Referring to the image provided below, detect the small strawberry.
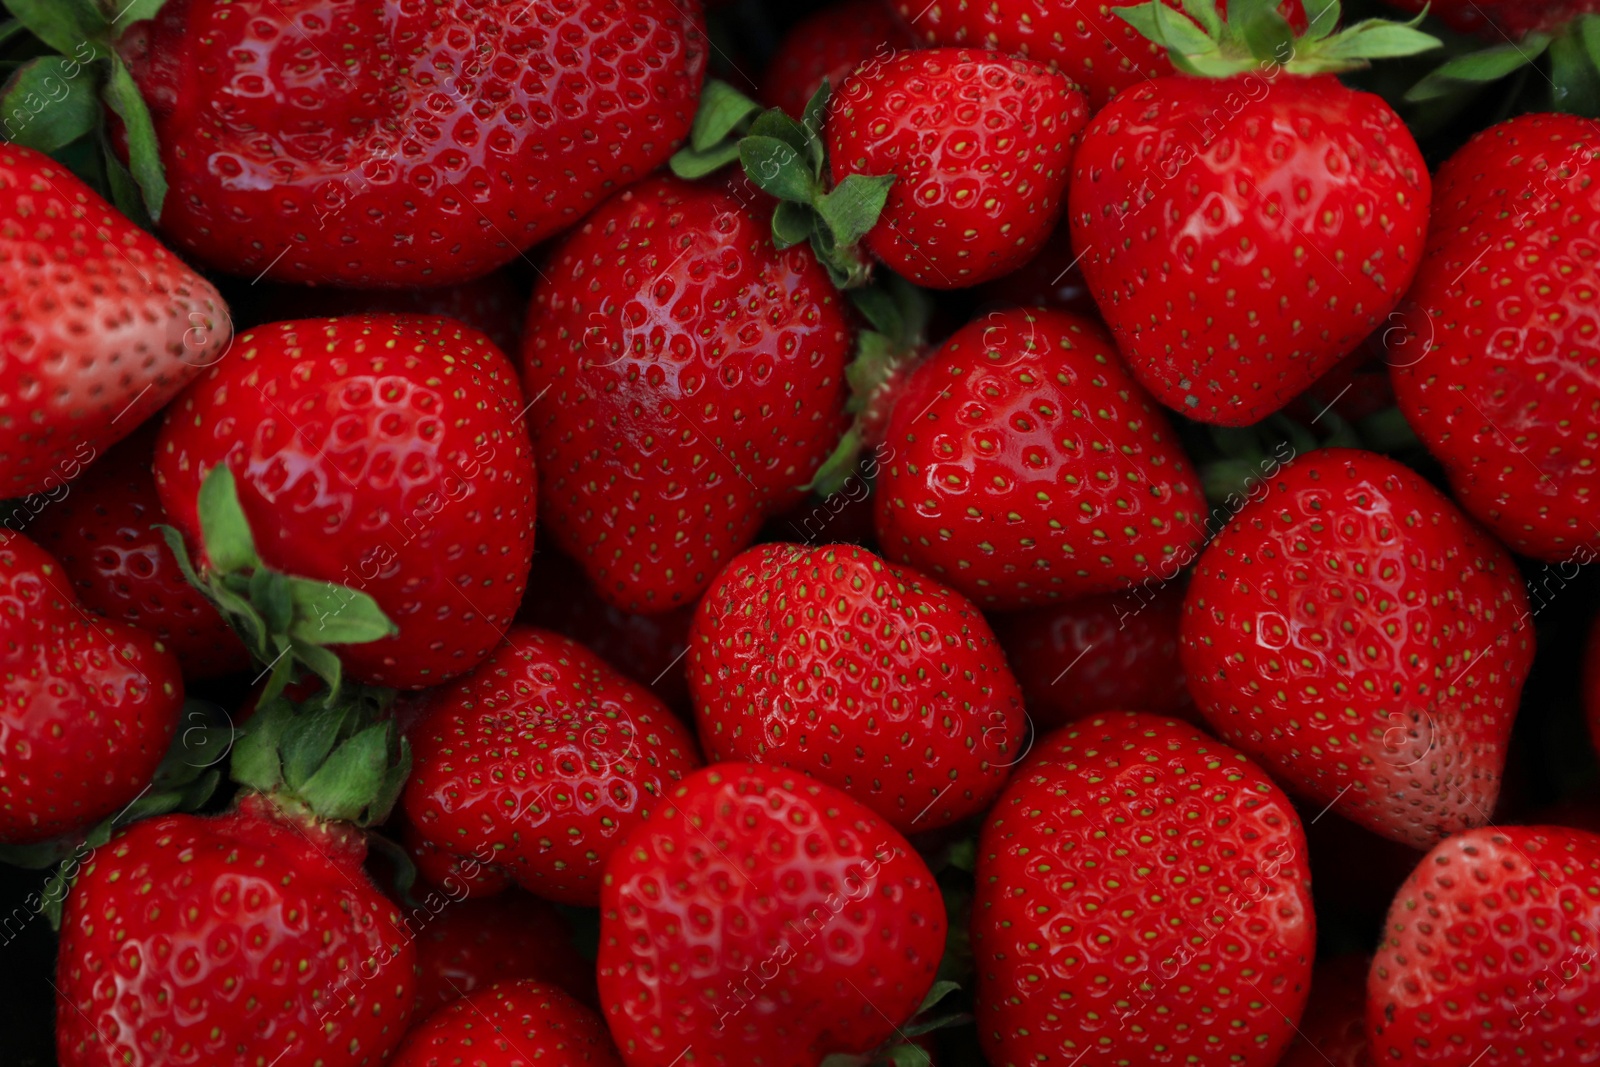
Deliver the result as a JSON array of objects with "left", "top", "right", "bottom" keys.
[
  {"left": 990, "top": 580, "right": 1197, "bottom": 730},
  {"left": 0, "top": 531, "right": 183, "bottom": 846},
  {"left": 827, "top": 48, "right": 1088, "bottom": 289},
  {"left": 689, "top": 541, "right": 1026, "bottom": 832},
  {"left": 27, "top": 425, "right": 250, "bottom": 681},
  {"left": 0, "top": 144, "right": 228, "bottom": 499},
  {"left": 155, "top": 314, "right": 537, "bottom": 692},
  {"left": 1280, "top": 956, "right": 1372, "bottom": 1067},
  {"left": 1180, "top": 448, "right": 1535, "bottom": 849},
  {"left": 972, "top": 712, "right": 1315, "bottom": 1067},
  {"left": 1368, "top": 826, "right": 1600, "bottom": 1067},
  {"left": 1070, "top": 1, "right": 1436, "bottom": 426},
  {"left": 395, "top": 980, "right": 622, "bottom": 1067},
  {"left": 56, "top": 689, "right": 419, "bottom": 1067},
  {"left": 873, "top": 306, "right": 1206, "bottom": 609},
  {"left": 1387, "top": 113, "right": 1600, "bottom": 562},
  {"left": 597, "top": 763, "right": 946, "bottom": 1067},
  {"left": 522, "top": 176, "right": 850, "bottom": 614},
  {"left": 402, "top": 625, "right": 701, "bottom": 905},
  {"left": 759, "top": 0, "right": 912, "bottom": 118},
  {"left": 93, "top": 0, "right": 707, "bottom": 287},
  {"left": 410, "top": 893, "right": 594, "bottom": 1017}
]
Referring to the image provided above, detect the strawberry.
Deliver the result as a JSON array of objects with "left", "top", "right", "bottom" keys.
[
  {"left": 1280, "top": 955, "right": 1372, "bottom": 1067},
  {"left": 759, "top": 0, "right": 913, "bottom": 119},
  {"left": 1382, "top": 0, "right": 1599, "bottom": 38},
  {"left": 971, "top": 712, "right": 1315, "bottom": 1067},
  {"left": 396, "top": 813, "right": 512, "bottom": 897},
  {"left": 0, "top": 144, "right": 228, "bottom": 499},
  {"left": 103, "top": 0, "right": 706, "bottom": 287},
  {"left": 688, "top": 541, "right": 1026, "bottom": 832},
  {"left": 1070, "top": 2, "right": 1436, "bottom": 427},
  {"left": 0, "top": 530, "right": 184, "bottom": 845},
  {"left": 402, "top": 625, "right": 701, "bottom": 905},
  {"left": 827, "top": 48, "right": 1089, "bottom": 289},
  {"left": 1387, "top": 113, "right": 1600, "bottom": 562},
  {"left": 27, "top": 425, "right": 251, "bottom": 681},
  {"left": 155, "top": 314, "right": 537, "bottom": 692},
  {"left": 519, "top": 547, "right": 695, "bottom": 715},
  {"left": 873, "top": 306, "right": 1206, "bottom": 609},
  {"left": 597, "top": 763, "right": 946, "bottom": 1067},
  {"left": 990, "top": 580, "right": 1197, "bottom": 731},
  {"left": 1368, "top": 826, "right": 1600, "bottom": 1067},
  {"left": 410, "top": 893, "right": 594, "bottom": 1017},
  {"left": 395, "top": 980, "right": 622, "bottom": 1067},
  {"left": 521, "top": 176, "right": 850, "bottom": 614},
  {"left": 971, "top": 223, "right": 1100, "bottom": 319},
  {"left": 1180, "top": 448, "right": 1535, "bottom": 849}
]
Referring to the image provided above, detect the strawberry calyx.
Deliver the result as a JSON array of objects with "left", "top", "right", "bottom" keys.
[
  {"left": 1118, "top": 0, "right": 1440, "bottom": 78},
  {"left": 160, "top": 465, "right": 399, "bottom": 706},
  {"left": 1406, "top": 13, "right": 1600, "bottom": 116},
  {"left": 671, "top": 78, "right": 893, "bottom": 290},
  {"left": 230, "top": 684, "right": 410, "bottom": 831},
  {"left": 1199, "top": 410, "right": 1358, "bottom": 506},
  {"left": 0, "top": 0, "right": 170, "bottom": 224}
]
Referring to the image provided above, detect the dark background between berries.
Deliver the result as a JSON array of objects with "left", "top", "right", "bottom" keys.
[{"left": 1, "top": 0, "right": 1596, "bottom": 1063}]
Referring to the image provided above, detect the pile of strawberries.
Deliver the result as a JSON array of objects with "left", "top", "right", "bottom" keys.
[{"left": 0, "top": 0, "right": 1597, "bottom": 1065}]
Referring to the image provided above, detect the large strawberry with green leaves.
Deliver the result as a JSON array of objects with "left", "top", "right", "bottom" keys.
[
  {"left": 1368, "top": 826, "right": 1600, "bottom": 1067},
  {"left": 689, "top": 541, "right": 1026, "bottom": 832},
  {"left": 1181, "top": 448, "right": 1534, "bottom": 849},
  {"left": 0, "top": 144, "right": 228, "bottom": 499},
  {"left": 1070, "top": 0, "right": 1437, "bottom": 426},
  {"left": 873, "top": 306, "right": 1206, "bottom": 609},
  {"left": 155, "top": 314, "right": 536, "bottom": 693},
  {"left": 972, "top": 713, "right": 1315, "bottom": 1067},
  {"left": 522, "top": 176, "right": 850, "bottom": 615},
  {"left": 1387, "top": 113, "right": 1600, "bottom": 562}
]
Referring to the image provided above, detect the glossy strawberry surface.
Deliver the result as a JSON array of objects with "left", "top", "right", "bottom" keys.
[
  {"left": 829, "top": 48, "right": 1088, "bottom": 288},
  {"left": 396, "top": 979, "right": 622, "bottom": 1067},
  {"left": 0, "top": 531, "right": 183, "bottom": 845},
  {"left": 874, "top": 307, "right": 1205, "bottom": 609},
  {"left": 155, "top": 315, "right": 537, "bottom": 689},
  {"left": 409, "top": 893, "right": 594, "bottom": 1018},
  {"left": 1072, "top": 74, "right": 1430, "bottom": 426},
  {"left": 522, "top": 176, "right": 850, "bottom": 614},
  {"left": 1388, "top": 113, "right": 1600, "bottom": 562},
  {"left": 28, "top": 426, "right": 250, "bottom": 680},
  {"left": 403, "top": 625, "right": 701, "bottom": 905},
  {"left": 972, "top": 713, "right": 1315, "bottom": 1067},
  {"left": 1368, "top": 826, "right": 1600, "bottom": 1067},
  {"left": 689, "top": 542, "right": 1025, "bottom": 831},
  {"left": 1181, "top": 449, "right": 1534, "bottom": 848},
  {"left": 0, "top": 145, "right": 228, "bottom": 498},
  {"left": 598, "top": 763, "right": 945, "bottom": 1067},
  {"left": 121, "top": 0, "right": 706, "bottom": 286},
  {"left": 56, "top": 794, "right": 417, "bottom": 1067}
]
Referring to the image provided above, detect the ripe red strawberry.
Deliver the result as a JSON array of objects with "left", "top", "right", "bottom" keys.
[
  {"left": 402, "top": 625, "right": 701, "bottom": 905},
  {"left": 971, "top": 223, "right": 1100, "bottom": 319},
  {"left": 410, "top": 893, "right": 593, "bottom": 1017},
  {"left": 990, "top": 580, "right": 1197, "bottom": 731},
  {"left": 873, "top": 307, "right": 1206, "bottom": 609},
  {"left": 1382, "top": 0, "right": 1598, "bottom": 37},
  {"left": 519, "top": 547, "right": 695, "bottom": 715},
  {"left": 827, "top": 48, "right": 1088, "bottom": 289},
  {"left": 1368, "top": 826, "right": 1600, "bottom": 1067},
  {"left": 0, "top": 530, "right": 183, "bottom": 845},
  {"left": 115, "top": 0, "right": 706, "bottom": 287},
  {"left": 155, "top": 314, "right": 537, "bottom": 691},
  {"left": 598, "top": 763, "right": 946, "bottom": 1067},
  {"left": 759, "top": 0, "right": 913, "bottom": 118},
  {"left": 1181, "top": 448, "right": 1534, "bottom": 849},
  {"left": 395, "top": 980, "right": 621, "bottom": 1067},
  {"left": 56, "top": 792, "right": 417, "bottom": 1066},
  {"left": 689, "top": 541, "right": 1026, "bottom": 831},
  {"left": 1387, "top": 113, "right": 1600, "bottom": 562},
  {"left": 0, "top": 144, "right": 228, "bottom": 499},
  {"left": 397, "top": 813, "right": 512, "bottom": 897},
  {"left": 1279, "top": 956, "right": 1372, "bottom": 1067},
  {"left": 27, "top": 426, "right": 250, "bottom": 681},
  {"left": 972, "top": 712, "right": 1315, "bottom": 1067},
  {"left": 1070, "top": 7, "right": 1435, "bottom": 426},
  {"left": 522, "top": 176, "right": 850, "bottom": 614}
]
